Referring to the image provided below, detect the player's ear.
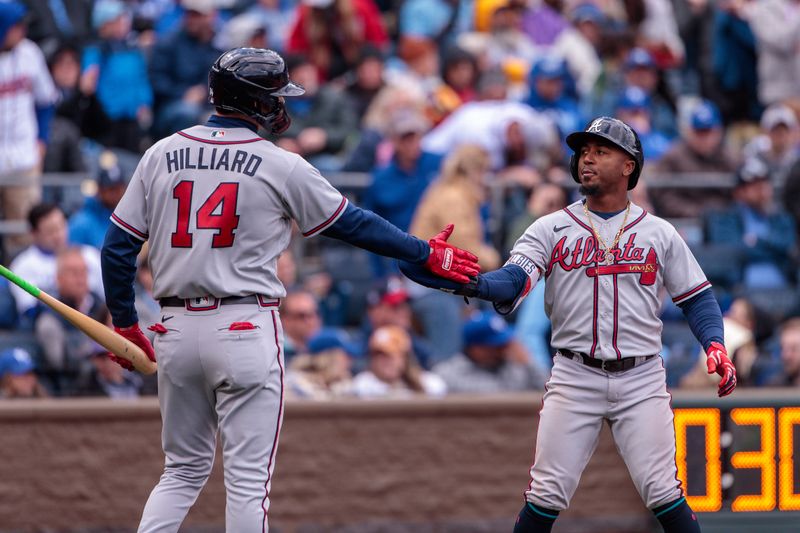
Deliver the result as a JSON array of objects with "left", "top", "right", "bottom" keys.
[{"left": 622, "top": 158, "right": 635, "bottom": 177}]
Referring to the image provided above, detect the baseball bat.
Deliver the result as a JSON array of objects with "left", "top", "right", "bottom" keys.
[{"left": 0, "top": 265, "right": 157, "bottom": 375}]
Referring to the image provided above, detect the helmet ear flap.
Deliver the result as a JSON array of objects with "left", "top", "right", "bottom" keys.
[{"left": 569, "top": 153, "right": 580, "bottom": 185}]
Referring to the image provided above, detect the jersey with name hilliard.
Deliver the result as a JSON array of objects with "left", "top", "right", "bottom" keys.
[
  {"left": 111, "top": 125, "right": 347, "bottom": 300},
  {"left": 506, "top": 200, "right": 709, "bottom": 360}
]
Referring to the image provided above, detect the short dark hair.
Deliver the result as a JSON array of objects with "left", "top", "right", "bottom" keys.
[{"left": 27, "top": 203, "right": 61, "bottom": 231}]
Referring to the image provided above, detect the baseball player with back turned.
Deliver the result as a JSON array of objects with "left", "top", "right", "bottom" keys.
[
  {"left": 99, "top": 48, "right": 479, "bottom": 533},
  {"left": 401, "top": 117, "right": 737, "bottom": 533}
]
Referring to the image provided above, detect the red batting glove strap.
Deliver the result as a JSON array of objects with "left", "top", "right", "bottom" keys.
[
  {"left": 706, "top": 341, "right": 737, "bottom": 397},
  {"left": 424, "top": 224, "right": 480, "bottom": 283},
  {"left": 115, "top": 323, "right": 157, "bottom": 364}
]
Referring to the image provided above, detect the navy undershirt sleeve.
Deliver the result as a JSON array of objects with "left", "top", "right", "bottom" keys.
[
  {"left": 475, "top": 264, "right": 528, "bottom": 302},
  {"left": 677, "top": 289, "right": 724, "bottom": 351},
  {"left": 101, "top": 224, "right": 144, "bottom": 328},
  {"left": 322, "top": 203, "right": 430, "bottom": 264},
  {"left": 397, "top": 261, "right": 528, "bottom": 306}
]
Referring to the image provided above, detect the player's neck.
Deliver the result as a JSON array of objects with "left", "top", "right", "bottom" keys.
[{"left": 584, "top": 194, "right": 629, "bottom": 213}]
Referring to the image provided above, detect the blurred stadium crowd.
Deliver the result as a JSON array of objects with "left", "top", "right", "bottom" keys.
[{"left": 0, "top": 0, "right": 799, "bottom": 400}]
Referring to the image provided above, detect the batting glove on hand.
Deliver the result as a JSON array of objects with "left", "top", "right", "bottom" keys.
[
  {"left": 110, "top": 323, "right": 156, "bottom": 371},
  {"left": 424, "top": 224, "right": 480, "bottom": 283},
  {"left": 706, "top": 341, "right": 737, "bottom": 397}
]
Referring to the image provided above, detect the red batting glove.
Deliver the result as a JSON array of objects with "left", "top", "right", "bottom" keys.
[
  {"left": 706, "top": 341, "right": 737, "bottom": 397},
  {"left": 109, "top": 323, "right": 156, "bottom": 371},
  {"left": 424, "top": 224, "right": 480, "bottom": 283}
]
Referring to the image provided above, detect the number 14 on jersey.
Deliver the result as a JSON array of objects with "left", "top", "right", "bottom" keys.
[{"left": 171, "top": 180, "right": 240, "bottom": 249}]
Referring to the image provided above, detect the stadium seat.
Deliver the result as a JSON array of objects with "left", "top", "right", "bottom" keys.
[{"left": 690, "top": 243, "right": 745, "bottom": 290}]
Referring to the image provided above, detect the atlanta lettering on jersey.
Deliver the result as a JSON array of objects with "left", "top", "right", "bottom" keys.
[
  {"left": 547, "top": 233, "right": 653, "bottom": 275},
  {"left": 165, "top": 147, "right": 263, "bottom": 176}
]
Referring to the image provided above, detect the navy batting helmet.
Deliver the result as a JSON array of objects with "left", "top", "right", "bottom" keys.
[
  {"left": 566, "top": 117, "right": 644, "bottom": 190},
  {"left": 208, "top": 48, "right": 305, "bottom": 135}
]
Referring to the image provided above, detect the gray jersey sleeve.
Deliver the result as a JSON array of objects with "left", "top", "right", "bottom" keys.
[
  {"left": 282, "top": 158, "right": 347, "bottom": 237},
  {"left": 497, "top": 219, "right": 548, "bottom": 314},
  {"left": 111, "top": 156, "right": 149, "bottom": 241},
  {"left": 508, "top": 219, "right": 550, "bottom": 279},
  {"left": 663, "top": 226, "right": 711, "bottom": 305}
]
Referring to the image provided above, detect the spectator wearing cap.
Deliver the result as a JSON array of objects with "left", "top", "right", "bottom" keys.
[
  {"left": 0, "top": 1, "right": 59, "bottom": 258},
  {"left": 620, "top": 47, "right": 677, "bottom": 139},
  {"left": 704, "top": 157, "right": 796, "bottom": 290},
  {"left": 0, "top": 348, "right": 48, "bottom": 399},
  {"left": 68, "top": 157, "right": 128, "bottom": 249},
  {"left": 75, "top": 341, "right": 142, "bottom": 398},
  {"left": 748, "top": 0, "right": 800, "bottom": 107},
  {"left": 81, "top": 0, "right": 152, "bottom": 153},
  {"left": 352, "top": 325, "right": 446, "bottom": 399},
  {"left": 10, "top": 204, "right": 103, "bottom": 321},
  {"left": 286, "top": 0, "right": 388, "bottom": 81},
  {"left": 360, "top": 277, "right": 435, "bottom": 368},
  {"left": 653, "top": 99, "right": 737, "bottom": 217},
  {"left": 285, "top": 328, "right": 356, "bottom": 398},
  {"left": 149, "top": 0, "right": 221, "bottom": 138},
  {"left": 743, "top": 104, "right": 800, "bottom": 187},
  {"left": 614, "top": 86, "right": 671, "bottom": 162},
  {"left": 280, "top": 289, "right": 322, "bottom": 361},
  {"left": 276, "top": 53, "right": 359, "bottom": 171},
  {"left": 433, "top": 312, "right": 544, "bottom": 393},
  {"left": 533, "top": 3, "right": 602, "bottom": 98},
  {"left": 710, "top": 0, "right": 758, "bottom": 123},
  {"left": 525, "top": 56, "right": 583, "bottom": 145},
  {"left": 363, "top": 112, "right": 441, "bottom": 237}
]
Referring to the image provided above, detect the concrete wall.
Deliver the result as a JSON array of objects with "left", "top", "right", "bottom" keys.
[{"left": 0, "top": 395, "right": 652, "bottom": 533}]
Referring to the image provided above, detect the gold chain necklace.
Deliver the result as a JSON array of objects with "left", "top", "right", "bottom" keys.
[{"left": 582, "top": 201, "right": 631, "bottom": 265}]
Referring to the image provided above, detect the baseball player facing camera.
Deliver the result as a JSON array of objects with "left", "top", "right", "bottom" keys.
[
  {"left": 402, "top": 117, "right": 737, "bottom": 533},
  {"left": 100, "top": 48, "right": 479, "bottom": 533}
]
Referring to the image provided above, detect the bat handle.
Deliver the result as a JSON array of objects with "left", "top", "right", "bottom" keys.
[{"left": 0, "top": 265, "right": 41, "bottom": 297}]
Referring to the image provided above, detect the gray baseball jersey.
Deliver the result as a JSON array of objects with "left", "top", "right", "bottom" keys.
[
  {"left": 111, "top": 124, "right": 347, "bottom": 299},
  {"left": 506, "top": 200, "right": 710, "bottom": 513},
  {"left": 507, "top": 200, "right": 710, "bottom": 359},
  {"left": 113, "top": 122, "right": 347, "bottom": 533}
]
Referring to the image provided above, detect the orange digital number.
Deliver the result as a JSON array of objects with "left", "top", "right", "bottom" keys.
[
  {"left": 779, "top": 407, "right": 800, "bottom": 510},
  {"left": 674, "top": 408, "right": 722, "bottom": 512},
  {"left": 730, "top": 408, "right": 776, "bottom": 512}
]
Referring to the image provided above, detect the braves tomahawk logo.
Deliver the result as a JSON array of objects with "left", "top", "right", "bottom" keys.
[{"left": 547, "top": 234, "right": 658, "bottom": 285}]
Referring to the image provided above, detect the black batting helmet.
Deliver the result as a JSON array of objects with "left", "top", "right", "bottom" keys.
[
  {"left": 208, "top": 48, "right": 305, "bottom": 135},
  {"left": 566, "top": 117, "right": 644, "bottom": 190}
]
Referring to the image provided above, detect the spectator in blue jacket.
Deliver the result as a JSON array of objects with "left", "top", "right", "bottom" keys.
[
  {"left": 704, "top": 157, "right": 797, "bottom": 289},
  {"left": 82, "top": 0, "right": 152, "bottom": 152},
  {"left": 525, "top": 56, "right": 583, "bottom": 144},
  {"left": 615, "top": 85, "right": 672, "bottom": 162},
  {"left": 68, "top": 158, "right": 127, "bottom": 249},
  {"left": 149, "top": 0, "right": 221, "bottom": 138},
  {"left": 594, "top": 48, "right": 678, "bottom": 139},
  {"left": 363, "top": 111, "right": 442, "bottom": 276},
  {"left": 711, "top": 0, "right": 759, "bottom": 123}
]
